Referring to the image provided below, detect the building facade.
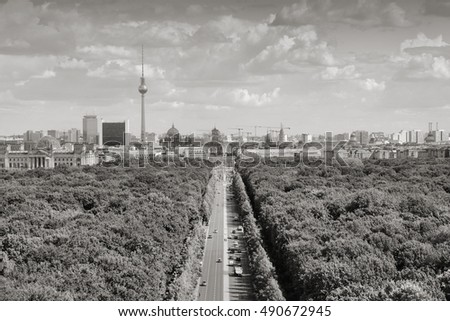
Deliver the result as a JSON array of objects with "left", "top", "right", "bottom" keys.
[{"left": 83, "top": 115, "right": 98, "bottom": 144}]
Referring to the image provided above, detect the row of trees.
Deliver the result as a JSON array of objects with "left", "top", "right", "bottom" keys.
[
  {"left": 239, "top": 159, "right": 450, "bottom": 300},
  {"left": 232, "top": 172, "right": 285, "bottom": 300},
  {"left": 1, "top": 166, "right": 212, "bottom": 300}
]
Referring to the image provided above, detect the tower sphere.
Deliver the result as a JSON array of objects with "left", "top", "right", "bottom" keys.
[{"left": 139, "top": 83, "right": 148, "bottom": 94}]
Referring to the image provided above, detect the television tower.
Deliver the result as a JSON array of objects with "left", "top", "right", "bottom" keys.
[{"left": 138, "top": 45, "right": 148, "bottom": 143}]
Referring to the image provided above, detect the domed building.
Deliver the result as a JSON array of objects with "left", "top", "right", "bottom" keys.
[
  {"left": 160, "top": 123, "right": 198, "bottom": 151},
  {"left": 37, "top": 136, "right": 61, "bottom": 151},
  {"left": 166, "top": 123, "right": 180, "bottom": 138},
  {"left": 347, "top": 132, "right": 358, "bottom": 146}
]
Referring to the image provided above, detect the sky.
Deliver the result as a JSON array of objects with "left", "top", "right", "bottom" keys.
[{"left": 1, "top": 0, "right": 450, "bottom": 136}]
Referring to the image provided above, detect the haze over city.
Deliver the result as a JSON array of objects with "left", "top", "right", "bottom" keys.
[{"left": 1, "top": 0, "right": 450, "bottom": 136}]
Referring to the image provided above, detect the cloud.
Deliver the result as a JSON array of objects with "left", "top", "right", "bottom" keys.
[
  {"left": 0, "top": 0, "right": 85, "bottom": 54},
  {"left": 271, "top": 0, "right": 413, "bottom": 28},
  {"left": 87, "top": 60, "right": 165, "bottom": 79},
  {"left": 15, "top": 69, "right": 56, "bottom": 86},
  {"left": 232, "top": 87, "right": 280, "bottom": 106},
  {"left": 424, "top": 0, "right": 450, "bottom": 17},
  {"left": 204, "top": 104, "right": 231, "bottom": 111},
  {"left": 77, "top": 45, "right": 133, "bottom": 58},
  {"left": 321, "top": 65, "right": 360, "bottom": 80},
  {"left": 429, "top": 56, "right": 450, "bottom": 78},
  {"left": 401, "top": 33, "right": 449, "bottom": 52},
  {"left": 58, "top": 57, "right": 88, "bottom": 69},
  {"left": 101, "top": 20, "right": 198, "bottom": 47},
  {"left": 187, "top": 4, "right": 204, "bottom": 15},
  {"left": 243, "top": 25, "right": 335, "bottom": 73},
  {"left": 360, "top": 78, "right": 386, "bottom": 91}
]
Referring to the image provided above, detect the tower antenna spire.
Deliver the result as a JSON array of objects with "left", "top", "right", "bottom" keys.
[{"left": 141, "top": 44, "right": 144, "bottom": 77}]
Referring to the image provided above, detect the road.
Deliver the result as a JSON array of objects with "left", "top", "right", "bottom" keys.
[
  {"left": 198, "top": 167, "right": 228, "bottom": 301},
  {"left": 198, "top": 166, "right": 254, "bottom": 301},
  {"left": 225, "top": 180, "right": 255, "bottom": 301}
]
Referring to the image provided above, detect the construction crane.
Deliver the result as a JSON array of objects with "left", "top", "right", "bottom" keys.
[
  {"left": 228, "top": 128, "right": 244, "bottom": 138},
  {"left": 237, "top": 125, "right": 291, "bottom": 137}
]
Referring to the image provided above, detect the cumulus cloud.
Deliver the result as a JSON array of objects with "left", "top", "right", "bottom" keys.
[
  {"left": 232, "top": 87, "right": 280, "bottom": 106},
  {"left": 87, "top": 60, "right": 165, "bottom": 79},
  {"left": 0, "top": 0, "right": 85, "bottom": 54},
  {"left": 401, "top": 33, "right": 449, "bottom": 52},
  {"left": 101, "top": 20, "right": 199, "bottom": 47},
  {"left": 15, "top": 69, "right": 56, "bottom": 86},
  {"left": 77, "top": 45, "right": 133, "bottom": 58},
  {"left": 321, "top": 65, "right": 359, "bottom": 80},
  {"left": 360, "top": 78, "right": 386, "bottom": 91},
  {"left": 394, "top": 33, "right": 450, "bottom": 79},
  {"left": 243, "top": 25, "right": 335, "bottom": 73},
  {"left": 58, "top": 57, "right": 88, "bottom": 69},
  {"left": 271, "top": 0, "right": 412, "bottom": 27}
]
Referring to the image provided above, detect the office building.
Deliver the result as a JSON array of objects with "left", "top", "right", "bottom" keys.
[
  {"left": 407, "top": 130, "right": 424, "bottom": 144},
  {"left": 352, "top": 130, "right": 369, "bottom": 146},
  {"left": 83, "top": 115, "right": 98, "bottom": 144},
  {"left": 102, "top": 121, "right": 130, "bottom": 146},
  {"left": 67, "top": 128, "right": 80, "bottom": 143},
  {"left": 24, "top": 130, "right": 43, "bottom": 143}
]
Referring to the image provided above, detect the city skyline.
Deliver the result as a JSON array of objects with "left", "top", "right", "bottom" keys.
[{"left": 1, "top": 0, "right": 450, "bottom": 136}]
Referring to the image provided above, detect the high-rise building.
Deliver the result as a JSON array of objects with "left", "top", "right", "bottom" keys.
[
  {"left": 352, "top": 130, "right": 369, "bottom": 146},
  {"left": 102, "top": 121, "right": 130, "bottom": 146},
  {"left": 301, "top": 134, "right": 313, "bottom": 144},
  {"left": 334, "top": 133, "right": 350, "bottom": 142},
  {"left": 24, "top": 130, "right": 43, "bottom": 143},
  {"left": 407, "top": 130, "right": 424, "bottom": 144},
  {"left": 138, "top": 45, "right": 148, "bottom": 143},
  {"left": 47, "top": 130, "right": 61, "bottom": 139},
  {"left": 67, "top": 128, "right": 80, "bottom": 143},
  {"left": 278, "top": 123, "right": 287, "bottom": 143},
  {"left": 391, "top": 130, "right": 408, "bottom": 144},
  {"left": 83, "top": 115, "right": 98, "bottom": 144},
  {"left": 429, "top": 130, "right": 448, "bottom": 143}
]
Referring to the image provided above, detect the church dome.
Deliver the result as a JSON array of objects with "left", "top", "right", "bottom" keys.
[
  {"left": 167, "top": 124, "right": 179, "bottom": 137},
  {"left": 37, "top": 136, "right": 61, "bottom": 150}
]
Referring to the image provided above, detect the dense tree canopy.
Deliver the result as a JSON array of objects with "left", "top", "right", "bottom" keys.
[
  {"left": 239, "top": 159, "right": 450, "bottom": 301},
  {"left": 0, "top": 166, "right": 211, "bottom": 300}
]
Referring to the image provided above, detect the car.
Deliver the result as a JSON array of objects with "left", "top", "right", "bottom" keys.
[
  {"left": 201, "top": 280, "right": 207, "bottom": 286},
  {"left": 229, "top": 260, "right": 234, "bottom": 266},
  {"left": 233, "top": 235, "right": 238, "bottom": 239},
  {"left": 228, "top": 235, "right": 232, "bottom": 239},
  {"left": 231, "top": 229, "right": 236, "bottom": 234},
  {"left": 233, "top": 241, "right": 239, "bottom": 247},
  {"left": 217, "top": 258, "right": 222, "bottom": 263},
  {"left": 234, "top": 266, "right": 243, "bottom": 277},
  {"left": 208, "top": 234, "right": 212, "bottom": 239},
  {"left": 213, "top": 229, "right": 218, "bottom": 233},
  {"left": 235, "top": 257, "right": 241, "bottom": 262}
]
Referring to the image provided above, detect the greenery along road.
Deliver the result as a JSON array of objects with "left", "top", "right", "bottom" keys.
[
  {"left": 0, "top": 166, "right": 211, "bottom": 301},
  {"left": 239, "top": 159, "right": 450, "bottom": 301}
]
